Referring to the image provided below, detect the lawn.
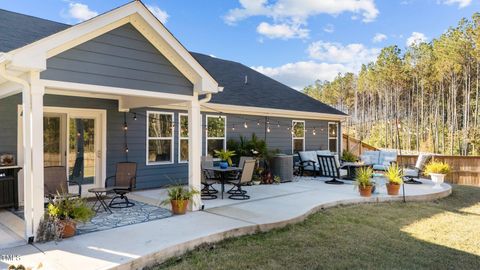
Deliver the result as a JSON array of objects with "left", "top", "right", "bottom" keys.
[{"left": 152, "top": 185, "right": 480, "bottom": 270}]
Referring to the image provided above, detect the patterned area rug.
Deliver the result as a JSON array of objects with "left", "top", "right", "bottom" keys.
[{"left": 9, "top": 200, "right": 172, "bottom": 236}]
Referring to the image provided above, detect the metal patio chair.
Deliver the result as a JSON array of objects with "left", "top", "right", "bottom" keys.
[
  {"left": 228, "top": 159, "right": 255, "bottom": 200},
  {"left": 402, "top": 154, "right": 432, "bottom": 184},
  {"left": 105, "top": 162, "right": 137, "bottom": 208},
  {"left": 201, "top": 156, "right": 219, "bottom": 200},
  {"left": 317, "top": 155, "right": 348, "bottom": 185},
  {"left": 44, "top": 166, "right": 82, "bottom": 200}
]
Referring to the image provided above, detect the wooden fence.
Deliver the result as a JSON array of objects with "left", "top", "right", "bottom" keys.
[
  {"left": 397, "top": 155, "right": 480, "bottom": 186},
  {"left": 342, "top": 134, "right": 378, "bottom": 156}
]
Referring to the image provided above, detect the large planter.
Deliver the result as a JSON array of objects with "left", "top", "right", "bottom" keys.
[
  {"left": 386, "top": 183, "right": 401, "bottom": 195},
  {"left": 171, "top": 199, "right": 189, "bottom": 215},
  {"left": 359, "top": 185, "right": 373, "bottom": 197},
  {"left": 430, "top": 173, "right": 445, "bottom": 189},
  {"left": 59, "top": 219, "right": 76, "bottom": 238}
]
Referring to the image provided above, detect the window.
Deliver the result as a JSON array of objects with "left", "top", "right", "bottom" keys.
[
  {"left": 328, "top": 122, "right": 338, "bottom": 153},
  {"left": 179, "top": 113, "right": 189, "bottom": 163},
  {"left": 147, "top": 111, "right": 174, "bottom": 165},
  {"left": 206, "top": 115, "right": 226, "bottom": 157},
  {"left": 292, "top": 120, "right": 305, "bottom": 153}
]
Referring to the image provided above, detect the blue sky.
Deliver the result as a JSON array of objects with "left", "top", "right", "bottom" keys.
[{"left": 1, "top": 0, "right": 478, "bottom": 89}]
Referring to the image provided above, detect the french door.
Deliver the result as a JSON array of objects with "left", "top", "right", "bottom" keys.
[{"left": 42, "top": 109, "right": 104, "bottom": 195}]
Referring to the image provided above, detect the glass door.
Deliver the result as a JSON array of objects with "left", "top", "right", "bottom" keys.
[{"left": 43, "top": 113, "right": 66, "bottom": 167}]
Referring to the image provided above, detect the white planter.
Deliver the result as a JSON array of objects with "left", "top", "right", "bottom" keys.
[{"left": 430, "top": 173, "right": 445, "bottom": 189}]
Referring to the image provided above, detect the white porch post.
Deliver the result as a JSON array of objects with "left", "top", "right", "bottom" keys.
[
  {"left": 188, "top": 97, "right": 202, "bottom": 210},
  {"left": 23, "top": 71, "right": 45, "bottom": 240}
]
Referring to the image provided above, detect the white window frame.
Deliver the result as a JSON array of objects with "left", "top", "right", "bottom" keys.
[
  {"left": 292, "top": 120, "right": 305, "bottom": 154},
  {"left": 205, "top": 115, "right": 227, "bottom": 157},
  {"left": 146, "top": 111, "right": 174, "bottom": 165},
  {"left": 328, "top": 122, "right": 339, "bottom": 153},
  {"left": 178, "top": 113, "right": 189, "bottom": 163}
]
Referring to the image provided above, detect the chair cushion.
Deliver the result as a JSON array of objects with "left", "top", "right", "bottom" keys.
[
  {"left": 379, "top": 151, "right": 397, "bottom": 165},
  {"left": 403, "top": 168, "right": 419, "bottom": 177},
  {"left": 361, "top": 151, "right": 380, "bottom": 165},
  {"left": 415, "top": 154, "right": 431, "bottom": 170},
  {"left": 339, "top": 169, "right": 348, "bottom": 177},
  {"left": 303, "top": 164, "right": 320, "bottom": 171},
  {"left": 299, "top": 151, "right": 317, "bottom": 163}
]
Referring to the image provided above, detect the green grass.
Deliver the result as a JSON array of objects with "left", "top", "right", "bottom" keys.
[{"left": 152, "top": 185, "right": 480, "bottom": 270}]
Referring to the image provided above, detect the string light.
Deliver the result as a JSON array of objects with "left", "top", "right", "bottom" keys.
[
  {"left": 133, "top": 113, "right": 137, "bottom": 121},
  {"left": 125, "top": 147, "right": 129, "bottom": 153},
  {"left": 267, "top": 125, "right": 271, "bottom": 133},
  {"left": 257, "top": 121, "right": 260, "bottom": 126},
  {"left": 277, "top": 122, "right": 280, "bottom": 128},
  {"left": 313, "top": 128, "right": 317, "bottom": 136},
  {"left": 232, "top": 124, "right": 235, "bottom": 131},
  {"left": 244, "top": 121, "right": 248, "bottom": 128},
  {"left": 123, "top": 122, "right": 128, "bottom": 131}
]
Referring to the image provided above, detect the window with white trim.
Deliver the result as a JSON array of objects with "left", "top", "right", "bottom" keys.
[
  {"left": 147, "top": 111, "right": 174, "bottom": 164},
  {"left": 179, "top": 113, "right": 189, "bottom": 163},
  {"left": 206, "top": 115, "right": 226, "bottom": 157},
  {"left": 328, "top": 122, "right": 338, "bottom": 153},
  {"left": 292, "top": 120, "right": 305, "bottom": 153}
]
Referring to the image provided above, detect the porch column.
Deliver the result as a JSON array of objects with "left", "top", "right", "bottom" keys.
[
  {"left": 23, "top": 71, "right": 45, "bottom": 240},
  {"left": 188, "top": 98, "right": 202, "bottom": 210}
]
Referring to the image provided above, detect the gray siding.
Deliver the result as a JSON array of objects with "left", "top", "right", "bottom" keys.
[{"left": 41, "top": 23, "right": 193, "bottom": 95}]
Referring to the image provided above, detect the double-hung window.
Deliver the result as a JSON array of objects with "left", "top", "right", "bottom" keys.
[
  {"left": 292, "top": 120, "right": 305, "bottom": 153},
  {"left": 328, "top": 122, "right": 339, "bottom": 153},
  {"left": 147, "top": 111, "right": 174, "bottom": 165},
  {"left": 206, "top": 115, "right": 226, "bottom": 156},
  {"left": 179, "top": 113, "right": 189, "bottom": 163}
]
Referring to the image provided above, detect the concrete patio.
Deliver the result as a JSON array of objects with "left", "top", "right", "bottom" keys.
[{"left": 0, "top": 177, "right": 451, "bottom": 270}]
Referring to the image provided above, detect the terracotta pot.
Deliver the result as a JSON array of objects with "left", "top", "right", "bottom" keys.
[
  {"left": 59, "top": 219, "right": 76, "bottom": 238},
  {"left": 171, "top": 200, "right": 189, "bottom": 215},
  {"left": 359, "top": 185, "right": 373, "bottom": 197},
  {"left": 386, "top": 183, "right": 401, "bottom": 195}
]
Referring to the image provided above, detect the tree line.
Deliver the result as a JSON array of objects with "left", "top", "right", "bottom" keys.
[{"left": 304, "top": 13, "right": 480, "bottom": 156}]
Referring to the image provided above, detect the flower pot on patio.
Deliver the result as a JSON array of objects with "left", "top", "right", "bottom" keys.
[
  {"left": 359, "top": 186, "right": 373, "bottom": 197},
  {"left": 219, "top": 161, "right": 228, "bottom": 169},
  {"left": 170, "top": 199, "right": 189, "bottom": 215},
  {"left": 430, "top": 173, "right": 445, "bottom": 189},
  {"left": 386, "top": 183, "right": 401, "bottom": 195},
  {"left": 59, "top": 219, "right": 76, "bottom": 238}
]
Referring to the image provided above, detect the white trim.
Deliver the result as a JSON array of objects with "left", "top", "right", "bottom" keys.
[
  {"left": 292, "top": 120, "right": 305, "bottom": 154},
  {"left": 146, "top": 111, "right": 175, "bottom": 165},
  {"left": 178, "top": 113, "right": 189, "bottom": 163},
  {"left": 205, "top": 115, "right": 227, "bottom": 156},
  {"left": 328, "top": 122, "right": 339, "bottom": 153},
  {"left": 7, "top": 2, "right": 219, "bottom": 94}
]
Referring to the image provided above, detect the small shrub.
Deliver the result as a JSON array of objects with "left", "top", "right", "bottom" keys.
[
  {"left": 424, "top": 160, "right": 451, "bottom": 175},
  {"left": 342, "top": 150, "right": 357, "bottom": 162},
  {"left": 385, "top": 163, "right": 403, "bottom": 185}
]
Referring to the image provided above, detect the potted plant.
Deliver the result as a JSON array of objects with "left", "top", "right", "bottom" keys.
[
  {"left": 46, "top": 196, "right": 94, "bottom": 238},
  {"left": 355, "top": 166, "right": 374, "bottom": 197},
  {"left": 384, "top": 163, "right": 403, "bottom": 195},
  {"left": 162, "top": 185, "right": 200, "bottom": 215},
  {"left": 214, "top": 149, "right": 236, "bottom": 169},
  {"left": 341, "top": 150, "right": 357, "bottom": 163},
  {"left": 424, "top": 160, "right": 450, "bottom": 189}
]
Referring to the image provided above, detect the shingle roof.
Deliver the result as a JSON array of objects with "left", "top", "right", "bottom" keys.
[{"left": 0, "top": 8, "right": 346, "bottom": 116}]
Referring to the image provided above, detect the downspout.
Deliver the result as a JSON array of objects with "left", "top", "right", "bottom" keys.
[{"left": 199, "top": 93, "right": 212, "bottom": 105}]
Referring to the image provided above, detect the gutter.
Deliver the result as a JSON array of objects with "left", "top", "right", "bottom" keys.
[
  {"left": 199, "top": 93, "right": 212, "bottom": 104},
  {"left": 0, "top": 53, "right": 30, "bottom": 91}
]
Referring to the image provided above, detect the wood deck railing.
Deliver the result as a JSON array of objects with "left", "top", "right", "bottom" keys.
[{"left": 397, "top": 155, "right": 480, "bottom": 186}]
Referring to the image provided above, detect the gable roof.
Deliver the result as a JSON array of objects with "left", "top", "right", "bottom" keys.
[{"left": 0, "top": 7, "right": 346, "bottom": 117}]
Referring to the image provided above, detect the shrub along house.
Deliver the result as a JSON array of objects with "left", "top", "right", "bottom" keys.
[{"left": 0, "top": 1, "right": 347, "bottom": 241}]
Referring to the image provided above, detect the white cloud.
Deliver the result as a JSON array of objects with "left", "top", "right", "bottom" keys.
[
  {"left": 225, "top": 0, "right": 379, "bottom": 24},
  {"left": 406, "top": 32, "right": 428, "bottom": 47},
  {"left": 372, "top": 33, "right": 387, "bottom": 43},
  {"left": 252, "top": 61, "right": 349, "bottom": 90},
  {"left": 146, "top": 4, "right": 169, "bottom": 24},
  {"left": 66, "top": 2, "right": 98, "bottom": 22},
  {"left": 307, "top": 41, "right": 380, "bottom": 67},
  {"left": 323, "top": 24, "right": 335, "bottom": 33},
  {"left": 256, "top": 22, "right": 309, "bottom": 39},
  {"left": 441, "top": 0, "right": 472, "bottom": 8},
  {"left": 225, "top": 0, "right": 378, "bottom": 40}
]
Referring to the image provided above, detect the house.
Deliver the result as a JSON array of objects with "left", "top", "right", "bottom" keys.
[{"left": 0, "top": 1, "right": 347, "bottom": 241}]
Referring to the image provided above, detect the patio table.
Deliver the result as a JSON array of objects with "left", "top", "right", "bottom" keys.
[
  {"left": 88, "top": 187, "right": 113, "bottom": 214},
  {"left": 340, "top": 163, "right": 372, "bottom": 180},
  {"left": 202, "top": 166, "right": 242, "bottom": 199}
]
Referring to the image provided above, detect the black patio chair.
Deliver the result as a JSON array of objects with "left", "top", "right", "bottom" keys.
[
  {"left": 317, "top": 155, "right": 347, "bottom": 185},
  {"left": 228, "top": 159, "right": 256, "bottom": 200},
  {"left": 105, "top": 162, "right": 137, "bottom": 208},
  {"left": 201, "top": 156, "right": 219, "bottom": 200}
]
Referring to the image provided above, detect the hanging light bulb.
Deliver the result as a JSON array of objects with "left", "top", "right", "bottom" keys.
[
  {"left": 313, "top": 128, "right": 317, "bottom": 136},
  {"left": 277, "top": 122, "right": 280, "bottom": 128},
  {"left": 232, "top": 125, "right": 235, "bottom": 131},
  {"left": 125, "top": 147, "right": 129, "bottom": 153},
  {"left": 257, "top": 121, "right": 260, "bottom": 126},
  {"left": 123, "top": 122, "right": 128, "bottom": 131},
  {"left": 267, "top": 125, "right": 271, "bottom": 133},
  {"left": 244, "top": 121, "right": 248, "bottom": 128},
  {"left": 218, "top": 115, "right": 222, "bottom": 120},
  {"left": 133, "top": 113, "right": 137, "bottom": 121}
]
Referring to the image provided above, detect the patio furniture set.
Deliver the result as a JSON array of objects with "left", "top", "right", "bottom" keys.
[
  {"left": 201, "top": 156, "right": 256, "bottom": 200},
  {"left": 43, "top": 162, "right": 137, "bottom": 214},
  {"left": 295, "top": 150, "right": 433, "bottom": 185}
]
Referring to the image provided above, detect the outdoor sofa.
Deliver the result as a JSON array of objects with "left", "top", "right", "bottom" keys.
[{"left": 360, "top": 150, "right": 397, "bottom": 171}]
